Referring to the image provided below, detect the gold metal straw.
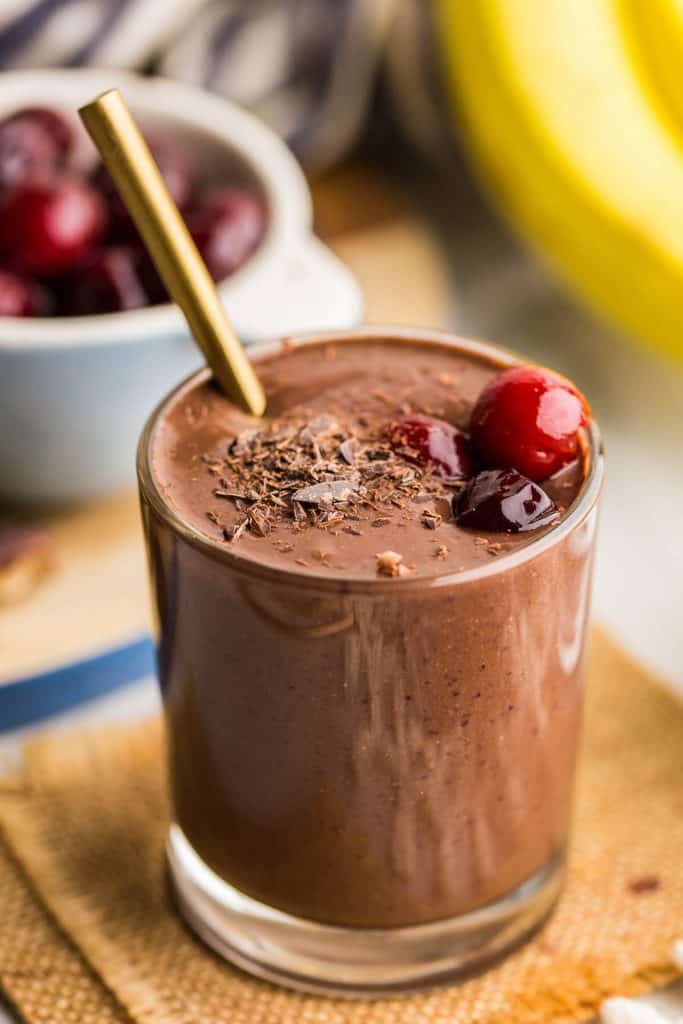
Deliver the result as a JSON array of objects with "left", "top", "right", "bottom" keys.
[{"left": 79, "top": 89, "right": 266, "bottom": 416}]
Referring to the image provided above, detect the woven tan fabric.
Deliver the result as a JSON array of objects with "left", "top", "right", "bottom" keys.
[
  {"left": 0, "top": 836, "right": 128, "bottom": 1023},
  {"left": 0, "top": 630, "right": 681, "bottom": 1024}
]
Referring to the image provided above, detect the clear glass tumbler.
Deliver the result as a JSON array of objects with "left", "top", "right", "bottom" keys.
[{"left": 137, "top": 329, "right": 603, "bottom": 996}]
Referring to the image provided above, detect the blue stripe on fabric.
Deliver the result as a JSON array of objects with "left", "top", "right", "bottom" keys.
[{"left": 0, "top": 635, "right": 156, "bottom": 733}]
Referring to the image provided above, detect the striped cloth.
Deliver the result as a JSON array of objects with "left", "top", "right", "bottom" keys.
[{"left": 0, "top": 0, "right": 453, "bottom": 169}]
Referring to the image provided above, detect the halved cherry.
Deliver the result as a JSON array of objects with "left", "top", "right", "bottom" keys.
[
  {"left": 456, "top": 468, "right": 559, "bottom": 533},
  {"left": 388, "top": 414, "right": 474, "bottom": 481},
  {"left": 470, "top": 366, "right": 590, "bottom": 482}
]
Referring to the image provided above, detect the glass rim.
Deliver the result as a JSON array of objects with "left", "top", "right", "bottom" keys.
[{"left": 137, "top": 326, "right": 604, "bottom": 594}]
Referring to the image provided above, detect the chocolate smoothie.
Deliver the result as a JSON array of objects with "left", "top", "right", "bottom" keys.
[{"left": 141, "top": 332, "right": 599, "bottom": 931}]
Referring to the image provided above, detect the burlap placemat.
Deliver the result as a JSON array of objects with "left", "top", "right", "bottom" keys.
[{"left": 0, "top": 630, "right": 681, "bottom": 1024}]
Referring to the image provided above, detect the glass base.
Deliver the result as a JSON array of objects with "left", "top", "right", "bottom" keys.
[{"left": 167, "top": 825, "right": 564, "bottom": 998}]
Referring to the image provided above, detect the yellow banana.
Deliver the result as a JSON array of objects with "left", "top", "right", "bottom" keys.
[
  {"left": 622, "top": 0, "right": 683, "bottom": 131},
  {"left": 436, "top": 0, "right": 683, "bottom": 360}
]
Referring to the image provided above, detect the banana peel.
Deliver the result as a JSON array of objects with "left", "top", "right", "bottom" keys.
[
  {"left": 623, "top": 0, "right": 683, "bottom": 131},
  {"left": 435, "top": 0, "right": 683, "bottom": 361}
]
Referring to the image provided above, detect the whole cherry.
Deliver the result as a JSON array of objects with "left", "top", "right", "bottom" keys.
[
  {"left": 456, "top": 468, "right": 559, "bottom": 533},
  {"left": 0, "top": 270, "right": 53, "bottom": 317},
  {"left": 0, "top": 177, "right": 108, "bottom": 275},
  {"left": 63, "top": 246, "right": 150, "bottom": 315},
  {"left": 469, "top": 365, "right": 590, "bottom": 482},
  {"left": 187, "top": 188, "right": 266, "bottom": 281},
  {"left": 388, "top": 413, "right": 474, "bottom": 481},
  {"left": 8, "top": 107, "right": 73, "bottom": 157},
  {"left": 0, "top": 107, "right": 72, "bottom": 190},
  {"left": 94, "top": 135, "right": 196, "bottom": 238},
  {"left": 135, "top": 246, "right": 168, "bottom": 305}
]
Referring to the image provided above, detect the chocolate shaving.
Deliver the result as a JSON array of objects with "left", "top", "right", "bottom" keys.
[
  {"left": 316, "top": 514, "right": 345, "bottom": 529},
  {"left": 247, "top": 506, "right": 271, "bottom": 537},
  {"left": 435, "top": 495, "right": 456, "bottom": 519},
  {"left": 292, "top": 501, "right": 308, "bottom": 524},
  {"left": 292, "top": 475, "right": 360, "bottom": 506},
  {"left": 230, "top": 429, "right": 260, "bottom": 454},
  {"left": 213, "top": 489, "right": 256, "bottom": 502},
  {"left": 421, "top": 509, "right": 442, "bottom": 530},
  {"left": 201, "top": 408, "right": 462, "bottom": 544},
  {"left": 299, "top": 414, "right": 339, "bottom": 443},
  {"left": 338, "top": 439, "right": 358, "bottom": 465},
  {"left": 223, "top": 520, "right": 248, "bottom": 543}
]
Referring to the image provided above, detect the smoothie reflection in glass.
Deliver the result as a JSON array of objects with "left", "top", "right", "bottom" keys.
[{"left": 137, "top": 327, "right": 603, "bottom": 996}]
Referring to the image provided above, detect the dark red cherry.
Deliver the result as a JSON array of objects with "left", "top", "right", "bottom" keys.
[
  {"left": 136, "top": 249, "right": 168, "bottom": 305},
  {"left": 10, "top": 107, "right": 72, "bottom": 156},
  {"left": 94, "top": 135, "right": 195, "bottom": 238},
  {"left": 148, "top": 136, "right": 196, "bottom": 209},
  {"left": 456, "top": 468, "right": 559, "bottom": 533},
  {"left": 187, "top": 188, "right": 266, "bottom": 281},
  {"left": 388, "top": 413, "right": 474, "bottom": 481},
  {"left": 0, "top": 177, "right": 108, "bottom": 275},
  {"left": 63, "top": 247, "right": 149, "bottom": 315},
  {"left": 0, "top": 108, "right": 71, "bottom": 189},
  {"left": 470, "top": 366, "right": 590, "bottom": 482},
  {"left": 0, "top": 270, "right": 53, "bottom": 317}
]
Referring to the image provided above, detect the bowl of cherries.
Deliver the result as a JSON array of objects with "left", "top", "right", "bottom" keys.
[{"left": 0, "top": 69, "right": 362, "bottom": 505}]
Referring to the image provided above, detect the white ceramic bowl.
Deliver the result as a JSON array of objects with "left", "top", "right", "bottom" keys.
[{"left": 0, "top": 69, "right": 362, "bottom": 505}]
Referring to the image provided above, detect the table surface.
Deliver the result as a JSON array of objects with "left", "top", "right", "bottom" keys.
[{"left": 2, "top": 164, "right": 682, "bottom": 1021}]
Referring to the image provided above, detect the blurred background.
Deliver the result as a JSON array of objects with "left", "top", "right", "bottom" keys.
[{"left": 1, "top": 0, "right": 682, "bottom": 730}]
